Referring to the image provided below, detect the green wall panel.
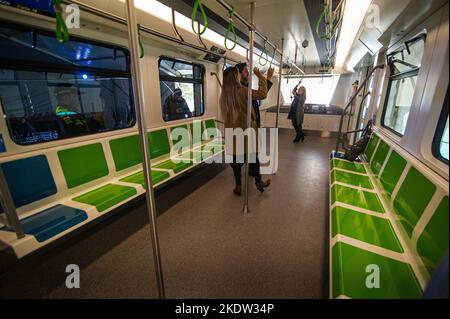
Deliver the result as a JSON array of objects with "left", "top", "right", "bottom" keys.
[
  {"left": 171, "top": 125, "right": 190, "bottom": 150},
  {"left": 190, "top": 121, "right": 205, "bottom": 145},
  {"left": 58, "top": 143, "right": 109, "bottom": 189}
]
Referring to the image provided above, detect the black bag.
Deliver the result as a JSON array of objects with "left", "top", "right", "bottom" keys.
[{"left": 345, "top": 121, "right": 373, "bottom": 161}]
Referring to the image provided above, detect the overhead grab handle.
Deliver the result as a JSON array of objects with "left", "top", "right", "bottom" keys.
[
  {"left": 137, "top": 24, "right": 145, "bottom": 58},
  {"left": 52, "top": 0, "right": 69, "bottom": 43},
  {"left": 269, "top": 45, "right": 277, "bottom": 69},
  {"left": 225, "top": 7, "right": 238, "bottom": 51},
  {"left": 259, "top": 37, "right": 269, "bottom": 66},
  {"left": 191, "top": 0, "right": 208, "bottom": 35},
  {"left": 315, "top": 0, "right": 332, "bottom": 40}
]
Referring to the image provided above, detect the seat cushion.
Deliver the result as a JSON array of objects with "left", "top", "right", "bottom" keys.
[
  {"left": 120, "top": 170, "right": 170, "bottom": 187},
  {"left": 73, "top": 184, "right": 137, "bottom": 212},
  {"left": 331, "top": 184, "right": 385, "bottom": 214},
  {"left": 331, "top": 169, "right": 373, "bottom": 189},
  {"left": 332, "top": 206, "right": 403, "bottom": 253},
  {"left": 331, "top": 158, "right": 367, "bottom": 174},
  {"left": 4, "top": 205, "right": 87, "bottom": 243},
  {"left": 153, "top": 159, "right": 193, "bottom": 174},
  {"left": 332, "top": 242, "right": 422, "bottom": 299}
]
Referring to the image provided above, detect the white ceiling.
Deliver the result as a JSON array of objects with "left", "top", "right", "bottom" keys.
[{"left": 203, "top": 0, "right": 321, "bottom": 69}]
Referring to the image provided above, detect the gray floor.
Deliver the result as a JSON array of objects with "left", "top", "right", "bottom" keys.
[{"left": 0, "top": 132, "right": 334, "bottom": 299}]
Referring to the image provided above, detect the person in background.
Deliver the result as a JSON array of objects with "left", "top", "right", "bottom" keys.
[
  {"left": 220, "top": 66, "right": 271, "bottom": 196},
  {"left": 163, "top": 88, "right": 192, "bottom": 121},
  {"left": 54, "top": 84, "right": 87, "bottom": 137},
  {"left": 288, "top": 85, "right": 307, "bottom": 143}
]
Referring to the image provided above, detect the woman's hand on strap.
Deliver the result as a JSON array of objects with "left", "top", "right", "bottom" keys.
[{"left": 253, "top": 67, "right": 264, "bottom": 78}]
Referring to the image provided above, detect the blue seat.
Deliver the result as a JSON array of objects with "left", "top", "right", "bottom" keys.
[{"left": 3, "top": 205, "right": 88, "bottom": 242}]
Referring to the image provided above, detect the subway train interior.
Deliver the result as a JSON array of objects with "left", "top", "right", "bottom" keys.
[{"left": 0, "top": 0, "right": 448, "bottom": 301}]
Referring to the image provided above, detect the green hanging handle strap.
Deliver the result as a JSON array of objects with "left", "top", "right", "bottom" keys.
[
  {"left": 269, "top": 45, "right": 277, "bottom": 69},
  {"left": 259, "top": 38, "right": 269, "bottom": 66},
  {"left": 137, "top": 24, "right": 145, "bottom": 59},
  {"left": 315, "top": 3, "right": 332, "bottom": 40},
  {"left": 224, "top": 7, "right": 238, "bottom": 51},
  {"left": 52, "top": 0, "right": 69, "bottom": 43},
  {"left": 191, "top": 0, "right": 208, "bottom": 35}
]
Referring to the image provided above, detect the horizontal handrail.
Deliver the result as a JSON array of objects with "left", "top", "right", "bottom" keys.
[
  {"left": 64, "top": 0, "right": 242, "bottom": 64},
  {"left": 215, "top": 0, "right": 281, "bottom": 57},
  {"left": 335, "top": 64, "right": 385, "bottom": 151}
]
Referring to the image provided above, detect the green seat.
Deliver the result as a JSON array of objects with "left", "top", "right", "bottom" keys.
[
  {"left": 120, "top": 170, "right": 170, "bottom": 187},
  {"left": 331, "top": 169, "right": 373, "bottom": 189},
  {"left": 370, "top": 140, "right": 390, "bottom": 177},
  {"left": 109, "top": 135, "right": 142, "bottom": 172},
  {"left": 379, "top": 150, "right": 407, "bottom": 197},
  {"left": 153, "top": 159, "right": 193, "bottom": 174},
  {"left": 331, "top": 184, "right": 384, "bottom": 214},
  {"left": 73, "top": 184, "right": 137, "bottom": 212},
  {"left": 332, "top": 242, "right": 422, "bottom": 299},
  {"left": 204, "top": 119, "right": 218, "bottom": 141},
  {"left": 331, "top": 158, "right": 366, "bottom": 174},
  {"left": 329, "top": 133, "right": 449, "bottom": 299},
  {"left": 332, "top": 206, "right": 403, "bottom": 253},
  {"left": 148, "top": 129, "right": 170, "bottom": 160},
  {"left": 190, "top": 121, "right": 205, "bottom": 146},
  {"left": 58, "top": 143, "right": 109, "bottom": 189}
]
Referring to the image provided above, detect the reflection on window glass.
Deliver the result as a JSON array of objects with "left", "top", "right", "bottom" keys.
[
  {"left": 0, "top": 22, "right": 135, "bottom": 146},
  {"left": 0, "top": 71, "right": 134, "bottom": 145},
  {"left": 440, "top": 117, "right": 449, "bottom": 161},
  {"left": 383, "top": 35, "right": 425, "bottom": 136},
  {"left": 159, "top": 57, "right": 204, "bottom": 122}
]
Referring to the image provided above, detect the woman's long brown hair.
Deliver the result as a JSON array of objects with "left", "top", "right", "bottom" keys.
[{"left": 220, "top": 67, "right": 242, "bottom": 126}]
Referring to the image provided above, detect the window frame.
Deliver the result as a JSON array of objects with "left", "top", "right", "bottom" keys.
[
  {"left": 158, "top": 56, "right": 205, "bottom": 122},
  {"left": 432, "top": 87, "right": 449, "bottom": 165},
  {"left": 381, "top": 33, "right": 427, "bottom": 137},
  {"left": 0, "top": 20, "right": 137, "bottom": 147}
]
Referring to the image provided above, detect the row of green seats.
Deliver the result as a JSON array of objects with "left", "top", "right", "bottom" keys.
[{"left": 329, "top": 133, "right": 449, "bottom": 299}]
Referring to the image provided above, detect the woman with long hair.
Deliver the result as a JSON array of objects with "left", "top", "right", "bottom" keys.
[
  {"left": 288, "top": 85, "right": 307, "bottom": 143},
  {"left": 220, "top": 66, "right": 271, "bottom": 196}
]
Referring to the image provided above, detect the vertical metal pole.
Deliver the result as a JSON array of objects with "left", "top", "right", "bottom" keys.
[
  {"left": 275, "top": 38, "right": 284, "bottom": 128},
  {"left": 0, "top": 169, "right": 24, "bottom": 239},
  {"left": 243, "top": 2, "right": 255, "bottom": 215},
  {"left": 124, "top": 0, "right": 165, "bottom": 299}
]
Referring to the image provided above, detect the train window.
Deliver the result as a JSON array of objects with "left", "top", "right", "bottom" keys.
[
  {"left": 382, "top": 34, "right": 426, "bottom": 136},
  {"left": 433, "top": 88, "right": 449, "bottom": 163},
  {"left": 159, "top": 57, "right": 205, "bottom": 122},
  {"left": 0, "top": 22, "right": 135, "bottom": 146}
]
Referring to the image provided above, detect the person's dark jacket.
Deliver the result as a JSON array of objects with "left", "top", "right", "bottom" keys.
[
  {"left": 288, "top": 94, "right": 306, "bottom": 127},
  {"left": 241, "top": 80, "right": 273, "bottom": 127}
]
